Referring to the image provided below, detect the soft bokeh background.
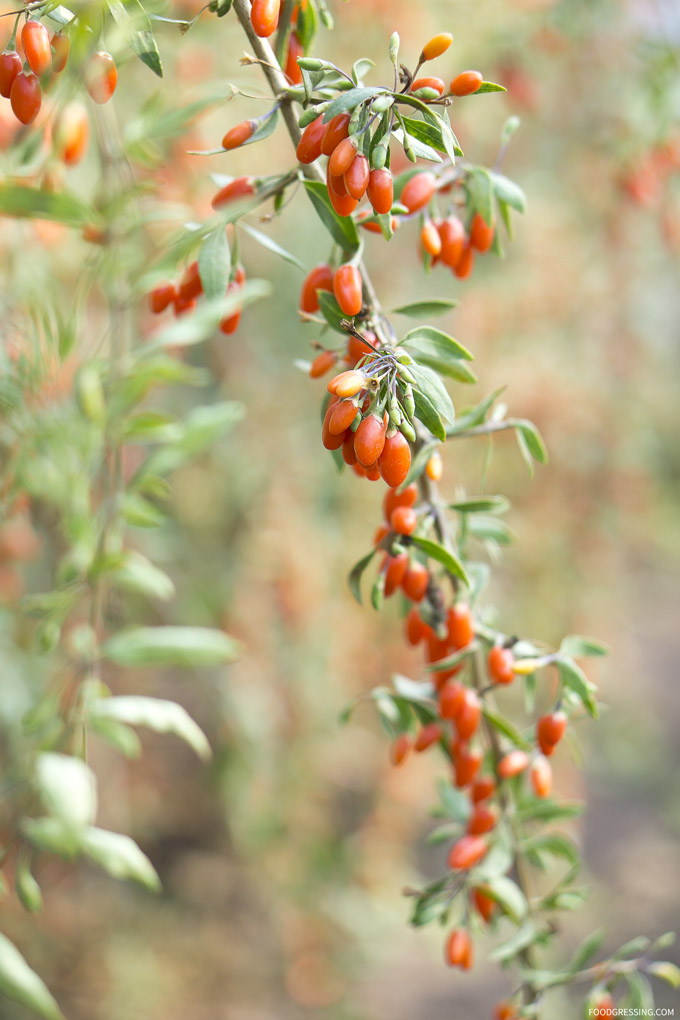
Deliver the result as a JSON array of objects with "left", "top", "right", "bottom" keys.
[{"left": 1, "top": 0, "right": 679, "bottom": 1017}]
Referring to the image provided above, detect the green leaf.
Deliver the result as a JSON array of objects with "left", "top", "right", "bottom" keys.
[
  {"left": 489, "top": 921, "right": 540, "bottom": 963},
  {"left": 0, "top": 184, "right": 95, "bottom": 227},
  {"left": 514, "top": 419, "right": 548, "bottom": 464},
  {"left": 322, "top": 86, "right": 388, "bottom": 122},
  {"left": 316, "top": 289, "right": 347, "bottom": 332},
  {"left": 409, "top": 363, "right": 455, "bottom": 424},
  {"left": 559, "top": 635, "right": 609, "bottom": 658},
  {"left": 243, "top": 108, "right": 279, "bottom": 147},
  {"left": 647, "top": 962, "right": 680, "bottom": 988},
  {"left": 198, "top": 224, "right": 229, "bottom": 300},
  {"left": 569, "top": 928, "right": 605, "bottom": 971},
  {"left": 417, "top": 356, "right": 477, "bottom": 384},
  {"left": 352, "top": 58, "right": 375, "bottom": 84},
  {"left": 625, "top": 972, "right": 655, "bottom": 1011},
  {"left": 90, "top": 696, "right": 211, "bottom": 760},
  {"left": 22, "top": 818, "right": 82, "bottom": 858},
  {"left": 394, "top": 122, "right": 442, "bottom": 163},
  {"left": 81, "top": 827, "right": 161, "bottom": 891},
  {"left": 517, "top": 800, "right": 583, "bottom": 824},
  {"left": 121, "top": 492, "right": 166, "bottom": 529},
  {"left": 391, "top": 299, "right": 458, "bottom": 317},
  {"left": 557, "top": 657, "right": 598, "bottom": 718},
  {"left": 410, "top": 536, "right": 469, "bottom": 585},
  {"left": 103, "top": 626, "right": 241, "bottom": 667},
  {"left": 522, "top": 833, "right": 580, "bottom": 871},
  {"left": 451, "top": 388, "right": 505, "bottom": 432},
  {"left": 348, "top": 548, "right": 377, "bottom": 605},
  {"left": 239, "top": 221, "right": 305, "bottom": 272},
  {"left": 122, "top": 412, "right": 182, "bottom": 445},
  {"left": 474, "top": 81, "right": 506, "bottom": 94},
  {"left": 108, "top": 0, "right": 163, "bottom": 77},
  {"left": 139, "top": 401, "right": 245, "bottom": 477},
  {"left": 371, "top": 570, "right": 385, "bottom": 611},
  {"left": 105, "top": 551, "right": 175, "bottom": 602},
  {"left": 613, "top": 935, "right": 651, "bottom": 960},
  {"left": 304, "top": 181, "right": 360, "bottom": 252},
  {"left": 15, "top": 858, "right": 43, "bottom": 914},
  {"left": 412, "top": 387, "right": 445, "bottom": 441},
  {"left": 0, "top": 934, "right": 65, "bottom": 1020},
  {"left": 36, "top": 753, "right": 97, "bottom": 831},
  {"left": 434, "top": 778, "right": 471, "bottom": 822},
  {"left": 467, "top": 515, "right": 514, "bottom": 545},
  {"left": 402, "top": 325, "right": 473, "bottom": 361},
  {"left": 89, "top": 717, "right": 142, "bottom": 758},
  {"left": 448, "top": 496, "right": 510, "bottom": 514},
  {"left": 491, "top": 171, "right": 527, "bottom": 213},
  {"left": 481, "top": 703, "right": 531, "bottom": 749},
  {"left": 484, "top": 875, "right": 528, "bottom": 923},
  {"left": 391, "top": 674, "right": 434, "bottom": 704}
]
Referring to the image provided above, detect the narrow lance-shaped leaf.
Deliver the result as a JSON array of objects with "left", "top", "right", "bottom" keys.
[
  {"left": 0, "top": 934, "right": 65, "bottom": 1020},
  {"left": 90, "top": 696, "right": 211, "bottom": 760},
  {"left": 103, "top": 626, "right": 241, "bottom": 667}
]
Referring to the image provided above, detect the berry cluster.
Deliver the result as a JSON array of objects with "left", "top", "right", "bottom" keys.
[{"left": 150, "top": 259, "right": 247, "bottom": 333}]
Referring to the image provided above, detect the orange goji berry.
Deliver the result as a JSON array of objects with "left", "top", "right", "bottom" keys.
[
  {"left": 222, "top": 119, "right": 255, "bottom": 150},
  {"left": 53, "top": 102, "right": 89, "bottom": 166},
  {"left": 300, "top": 263, "right": 334, "bottom": 313},
  {"left": 411, "top": 76, "right": 445, "bottom": 95},
  {"left": 329, "top": 136, "right": 356, "bottom": 177},
  {"left": 530, "top": 755, "right": 553, "bottom": 798},
  {"left": 425, "top": 450, "right": 443, "bottom": 481},
  {"left": 455, "top": 689, "right": 481, "bottom": 740},
  {"left": 367, "top": 168, "right": 394, "bottom": 215},
  {"left": 333, "top": 264, "right": 363, "bottom": 316},
  {"left": 22, "top": 20, "right": 51, "bottom": 77},
  {"left": 470, "top": 211, "right": 495, "bottom": 253},
  {"left": 321, "top": 112, "right": 350, "bottom": 156},
  {"left": 10, "top": 72, "right": 41, "bottom": 124},
  {"left": 383, "top": 552, "right": 409, "bottom": 596},
  {"left": 447, "top": 603, "right": 475, "bottom": 650},
  {"left": 421, "top": 33, "right": 453, "bottom": 62},
  {"left": 421, "top": 220, "right": 442, "bottom": 256},
  {"left": 211, "top": 176, "right": 254, "bottom": 210},
  {"left": 439, "top": 216, "right": 465, "bottom": 267},
  {"left": 445, "top": 928, "right": 473, "bottom": 970},
  {"left": 178, "top": 261, "right": 203, "bottom": 302},
  {"left": 473, "top": 887, "right": 497, "bottom": 924},
  {"left": 401, "top": 561, "right": 429, "bottom": 602},
  {"left": 85, "top": 51, "right": 117, "bottom": 104},
  {"left": 454, "top": 744, "right": 482, "bottom": 788},
  {"left": 448, "top": 834, "right": 488, "bottom": 870},
  {"left": 536, "top": 710, "right": 567, "bottom": 756},
  {"left": 296, "top": 114, "right": 326, "bottom": 164},
  {"left": 498, "top": 750, "right": 529, "bottom": 779},
  {"left": 414, "top": 722, "right": 443, "bottom": 752},
  {"left": 488, "top": 645, "right": 515, "bottom": 685},
  {"left": 344, "top": 153, "right": 370, "bottom": 200},
  {"left": 329, "top": 399, "right": 357, "bottom": 435},
  {"left": 150, "top": 283, "right": 177, "bottom": 314},
  {"left": 355, "top": 413, "right": 387, "bottom": 466},
  {"left": 405, "top": 607, "right": 431, "bottom": 646},
  {"left": 50, "top": 32, "right": 69, "bottom": 73},
  {"left": 328, "top": 187, "right": 358, "bottom": 217},
  {"left": 390, "top": 732, "right": 411, "bottom": 766},
  {"left": 378, "top": 431, "right": 411, "bottom": 488},
  {"left": 309, "top": 349, "right": 337, "bottom": 378},
  {"left": 401, "top": 172, "right": 436, "bottom": 213},
  {"left": 471, "top": 775, "right": 496, "bottom": 803},
  {"left": 284, "top": 31, "right": 303, "bottom": 85},
  {"left": 250, "top": 0, "right": 279, "bottom": 37},
  {"left": 450, "top": 70, "right": 484, "bottom": 97},
  {"left": 467, "top": 802, "right": 496, "bottom": 834},
  {"left": 439, "top": 681, "right": 465, "bottom": 720},
  {"left": 0, "top": 50, "right": 22, "bottom": 98},
  {"left": 384, "top": 483, "right": 417, "bottom": 521},
  {"left": 390, "top": 505, "right": 417, "bottom": 535}
]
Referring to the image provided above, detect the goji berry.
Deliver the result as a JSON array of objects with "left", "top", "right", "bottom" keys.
[
  {"left": 333, "top": 264, "right": 363, "bottom": 316},
  {"left": 454, "top": 744, "right": 482, "bottom": 787},
  {"left": 178, "top": 261, "right": 203, "bottom": 302},
  {"left": 309, "top": 349, "right": 337, "bottom": 378},
  {"left": 455, "top": 689, "right": 481, "bottom": 739},
  {"left": 384, "top": 482, "right": 417, "bottom": 521},
  {"left": 383, "top": 552, "right": 409, "bottom": 596},
  {"left": 321, "top": 111, "right": 350, "bottom": 156},
  {"left": 328, "top": 369, "right": 365, "bottom": 397},
  {"left": 390, "top": 505, "right": 417, "bottom": 535},
  {"left": 445, "top": 927, "right": 473, "bottom": 970},
  {"left": 10, "top": 72, "right": 41, "bottom": 125},
  {"left": 0, "top": 51, "right": 22, "bottom": 99},
  {"left": 50, "top": 32, "right": 69, "bottom": 73},
  {"left": 439, "top": 216, "right": 465, "bottom": 267},
  {"left": 448, "top": 834, "right": 487, "bottom": 870},
  {"left": 411, "top": 76, "right": 445, "bottom": 95},
  {"left": 212, "top": 176, "right": 255, "bottom": 210},
  {"left": 344, "top": 153, "right": 369, "bottom": 200},
  {"left": 530, "top": 755, "right": 552, "bottom": 798},
  {"left": 536, "top": 710, "right": 567, "bottom": 756},
  {"left": 390, "top": 732, "right": 411, "bottom": 766},
  {"left": 421, "top": 220, "right": 442, "bottom": 256},
  {"left": 284, "top": 31, "right": 303, "bottom": 85},
  {"left": 405, "top": 607, "right": 431, "bottom": 646},
  {"left": 401, "top": 172, "right": 436, "bottom": 213},
  {"left": 402, "top": 561, "right": 429, "bottom": 602},
  {"left": 378, "top": 431, "right": 411, "bottom": 488},
  {"left": 471, "top": 775, "right": 496, "bottom": 803},
  {"left": 473, "top": 887, "right": 496, "bottom": 924},
  {"left": 85, "top": 51, "right": 117, "bottom": 104},
  {"left": 421, "top": 33, "right": 453, "bottom": 62},
  {"left": 251, "top": 0, "right": 279, "bottom": 37},
  {"left": 488, "top": 645, "right": 514, "bottom": 684},
  {"left": 450, "top": 70, "right": 484, "bottom": 97},
  {"left": 367, "top": 168, "right": 393, "bottom": 215},
  {"left": 447, "top": 603, "right": 475, "bottom": 649},
  {"left": 414, "top": 722, "right": 443, "bottom": 752},
  {"left": 53, "top": 102, "right": 89, "bottom": 166},
  {"left": 222, "top": 119, "right": 254, "bottom": 150},
  {"left": 426, "top": 450, "right": 443, "bottom": 480},
  {"left": 498, "top": 749, "right": 529, "bottom": 779},
  {"left": 329, "top": 136, "right": 356, "bottom": 177},
  {"left": 150, "top": 282, "right": 177, "bottom": 314},
  {"left": 300, "top": 263, "right": 333, "bottom": 313},
  {"left": 329, "top": 399, "right": 357, "bottom": 435},
  {"left": 454, "top": 241, "right": 475, "bottom": 279},
  {"left": 467, "top": 802, "right": 496, "bottom": 834},
  {"left": 355, "top": 413, "right": 387, "bottom": 466},
  {"left": 470, "top": 211, "right": 495, "bottom": 253},
  {"left": 439, "top": 681, "right": 465, "bottom": 720},
  {"left": 22, "top": 20, "right": 51, "bottom": 77},
  {"left": 296, "top": 114, "right": 326, "bottom": 164}
]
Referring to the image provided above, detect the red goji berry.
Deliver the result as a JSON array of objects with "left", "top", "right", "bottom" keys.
[
  {"left": 0, "top": 51, "right": 22, "bottom": 99},
  {"left": 10, "top": 72, "right": 41, "bottom": 125},
  {"left": 333, "top": 264, "right": 363, "bottom": 316},
  {"left": 300, "top": 263, "right": 333, "bottom": 313},
  {"left": 450, "top": 70, "right": 484, "bottom": 97},
  {"left": 22, "top": 20, "right": 51, "bottom": 77},
  {"left": 85, "top": 51, "right": 117, "bottom": 104},
  {"left": 296, "top": 114, "right": 326, "bottom": 164},
  {"left": 367, "top": 168, "right": 394, "bottom": 215},
  {"left": 250, "top": 0, "right": 279, "bottom": 37}
]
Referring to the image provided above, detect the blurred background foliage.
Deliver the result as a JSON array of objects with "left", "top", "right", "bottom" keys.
[{"left": 0, "top": 0, "right": 679, "bottom": 1017}]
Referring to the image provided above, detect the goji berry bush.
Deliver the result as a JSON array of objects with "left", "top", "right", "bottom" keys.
[{"left": 0, "top": 0, "right": 678, "bottom": 1018}]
